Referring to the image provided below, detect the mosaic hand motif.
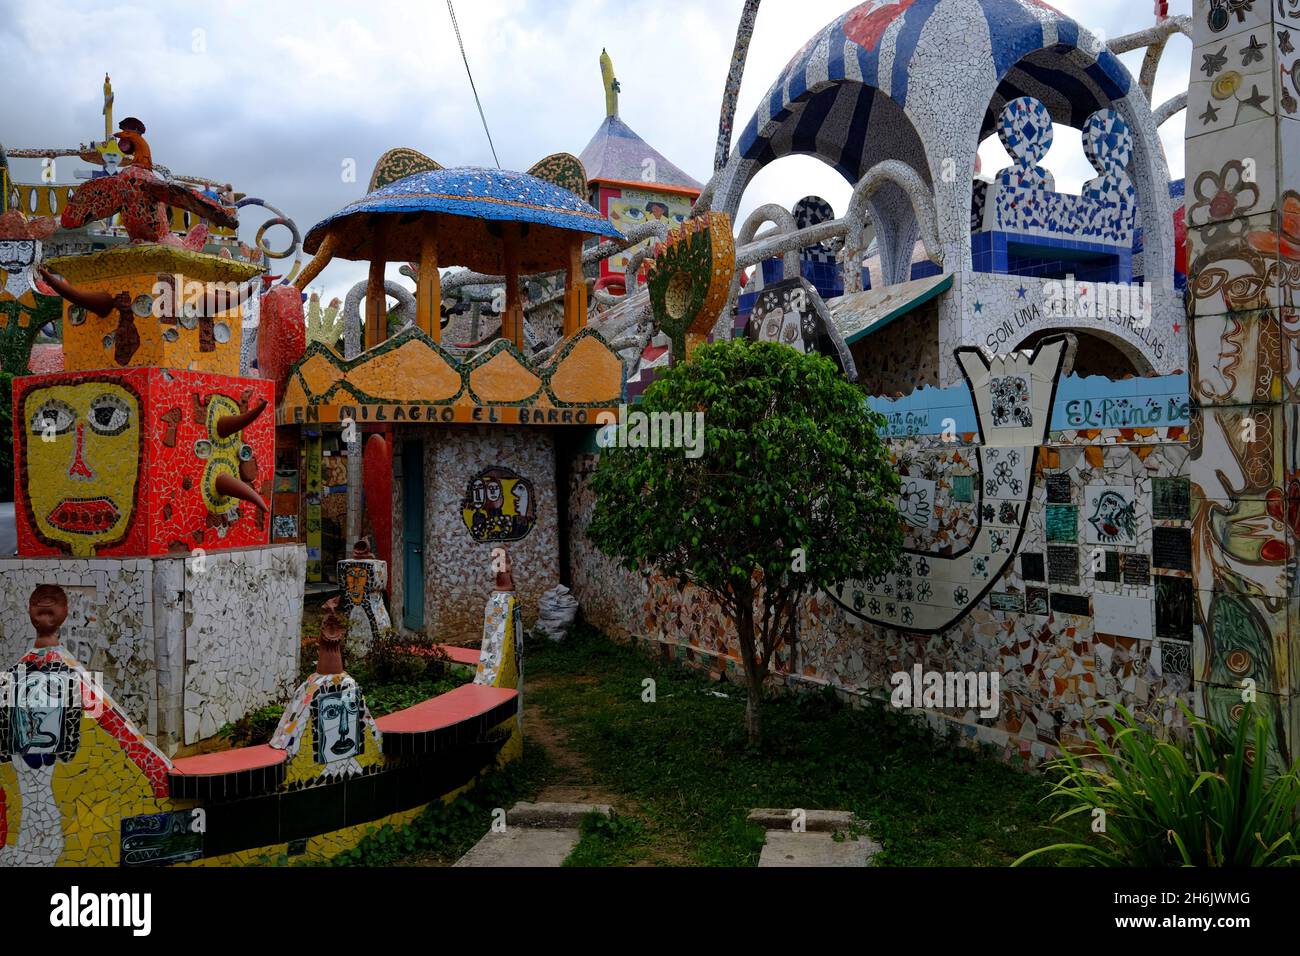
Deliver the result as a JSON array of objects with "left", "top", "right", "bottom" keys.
[{"left": 828, "top": 336, "right": 1074, "bottom": 633}]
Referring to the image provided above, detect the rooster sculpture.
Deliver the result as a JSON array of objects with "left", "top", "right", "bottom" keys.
[{"left": 59, "top": 117, "right": 238, "bottom": 245}]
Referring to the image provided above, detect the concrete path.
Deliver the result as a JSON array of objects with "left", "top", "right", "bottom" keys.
[
  {"left": 453, "top": 827, "right": 581, "bottom": 867},
  {"left": 749, "top": 809, "right": 881, "bottom": 867},
  {"left": 453, "top": 802, "right": 611, "bottom": 867}
]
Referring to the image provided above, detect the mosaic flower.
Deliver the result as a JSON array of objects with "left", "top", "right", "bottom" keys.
[
  {"left": 645, "top": 211, "right": 736, "bottom": 361},
  {"left": 1189, "top": 160, "right": 1260, "bottom": 233}
]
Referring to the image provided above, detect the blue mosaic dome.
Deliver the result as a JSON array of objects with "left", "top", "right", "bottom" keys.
[
  {"left": 737, "top": 0, "right": 1132, "bottom": 180},
  {"left": 305, "top": 166, "right": 624, "bottom": 273}
]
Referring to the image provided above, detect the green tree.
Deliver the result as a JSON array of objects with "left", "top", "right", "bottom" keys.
[{"left": 588, "top": 339, "right": 901, "bottom": 745}]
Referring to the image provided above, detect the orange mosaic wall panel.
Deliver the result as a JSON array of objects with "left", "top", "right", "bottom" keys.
[
  {"left": 277, "top": 326, "right": 624, "bottom": 426},
  {"left": 13, "top": 368, "right": 274, "bottom": 558},
  {"left": 44, "top": 246, "right": 262, "bottom": 378}
]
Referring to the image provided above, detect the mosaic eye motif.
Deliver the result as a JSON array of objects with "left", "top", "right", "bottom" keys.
[
  {"left": 131, "top": 294, "right": 154, "bottom": 318},
  {"left": 87, "top": 393, "right": 132, "bottom": 435},
  {"left": 30, "top": 399, "right": 75, "bottom": 436}
]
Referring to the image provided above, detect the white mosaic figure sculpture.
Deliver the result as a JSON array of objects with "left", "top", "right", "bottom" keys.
[
  {"left": 476, "top": 548, "right": 524, "bottom": 732},
  {"left": 1080, "top": 109, "right": 1136, "bottom": 208},
  {"left": 270, "top": 598, "right": 379, "bottom": 782},
  {"left": 994, "top": 96, "right": 1056, "bottom": 191},
  {"left": 337, "top": 544, "right": 390, "bottom": 655},
  {"left": 829, "top": 335, "right": 1075, "bottom": 633}
]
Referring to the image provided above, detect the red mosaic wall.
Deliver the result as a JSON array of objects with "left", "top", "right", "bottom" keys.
[{"left": 13, "top": 368, "right": 274, "bottom": 558}]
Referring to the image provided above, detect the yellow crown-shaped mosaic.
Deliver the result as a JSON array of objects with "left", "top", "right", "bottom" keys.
[{"left": 44, "top": 246, "right": 264, "bottom": 375}]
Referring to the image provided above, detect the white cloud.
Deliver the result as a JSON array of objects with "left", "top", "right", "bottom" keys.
[{"left": 1, "top": 0, "right": 1191, "bottom": 303}]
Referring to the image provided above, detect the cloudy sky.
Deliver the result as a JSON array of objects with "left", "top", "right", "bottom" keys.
[{"left": 1, "top": 0, "right": 1191, "bottom": 302}]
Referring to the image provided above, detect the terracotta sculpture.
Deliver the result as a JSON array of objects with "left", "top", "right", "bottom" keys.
[
  {"left": 493, "top": 546, "right": 514, "bottom": 592},
  {"left": 316, "top": 597, "right": 346, "bottom": 676},
  {"left": 28, "top": 584, "right": 69, "bottom": 649}
]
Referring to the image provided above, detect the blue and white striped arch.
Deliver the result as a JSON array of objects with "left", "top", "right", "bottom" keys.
[{"left": 735, "top": 0, "right": 1132, "bottom": 181}]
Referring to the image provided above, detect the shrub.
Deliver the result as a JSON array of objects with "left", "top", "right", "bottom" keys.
[
  {"left": 588, "top": 339, "right": 900, "bottom": 744},
  {"left": 1015, "top": 703, "right": 1300, "bottom": 867}
]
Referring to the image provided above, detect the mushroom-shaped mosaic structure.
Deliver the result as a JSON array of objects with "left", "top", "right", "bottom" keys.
[{"left": 300, "top": 167, "right": 624, "bottom": 352}]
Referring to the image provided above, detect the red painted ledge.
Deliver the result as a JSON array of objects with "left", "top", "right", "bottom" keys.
[
  {"left": 399, "top": 643, "right": 481, "bottom": 666},
  {"left": 439, "top": 644, "right": 481, "bottom": 666},
  {"left": 171, "top": 743, "right": 288, "bottom": 776},
  {"left": 375, "top": 684, "right": 516, "bottom": 735}
]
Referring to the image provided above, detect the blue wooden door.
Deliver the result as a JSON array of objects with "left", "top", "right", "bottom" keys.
[{"left": 402, "top": 441, "right": 425, "bottom": 632}]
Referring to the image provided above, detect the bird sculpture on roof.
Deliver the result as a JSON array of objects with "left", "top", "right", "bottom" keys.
[{"left": 60, "top": 117, "right": 238, "bottom": 245}]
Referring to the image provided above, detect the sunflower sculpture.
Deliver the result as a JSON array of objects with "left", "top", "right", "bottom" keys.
[{"left": 644, "top": 211, "right": 735, "bottom": 362}]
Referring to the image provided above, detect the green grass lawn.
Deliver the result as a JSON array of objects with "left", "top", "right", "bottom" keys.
[{"left": 528, "top": 621, "right": 1084, "bottom": 867}]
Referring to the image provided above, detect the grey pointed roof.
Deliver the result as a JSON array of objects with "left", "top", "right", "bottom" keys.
[{"left": 578, "top": 115, "right": 702, "bottom": 194}]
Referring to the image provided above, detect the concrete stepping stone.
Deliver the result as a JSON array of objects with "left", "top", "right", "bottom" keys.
[
  {"left": 453, "top": 802, "right": 612, "bottom": 867},
  {"left": 748, "top": 809, "right": 880, "bottom": 867}
]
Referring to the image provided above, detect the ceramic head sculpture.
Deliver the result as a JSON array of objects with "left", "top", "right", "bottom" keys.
[
  {"left": 316, "top": 596, "right": 346, "bottom": 676},
  {"left": 29, "top": 584, "right": 68, "bottom": 648}
]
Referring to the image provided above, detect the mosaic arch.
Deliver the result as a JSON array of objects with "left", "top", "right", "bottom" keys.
[
  {"left": 704, "top": 0, "right": 1174, "bottom": 284},
  {"left": 1013, "top": 326, "right": 1156, "bottom": 377}
]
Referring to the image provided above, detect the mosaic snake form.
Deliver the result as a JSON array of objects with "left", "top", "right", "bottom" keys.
[{"left": 828, "top": 334, "right": 1074, "bottom": 634}]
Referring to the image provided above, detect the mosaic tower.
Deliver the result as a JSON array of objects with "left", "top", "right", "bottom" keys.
[
  {"left": 1, "top": 164, "right": 307, "bottom": 754},
  {"left": 1185, "top": 0, "right": 1300, "bottom": 764}
]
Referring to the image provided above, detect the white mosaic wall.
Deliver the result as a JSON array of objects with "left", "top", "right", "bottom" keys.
[
  {"left": 568, "top": 432, "right": 1195, "bottom": 767},
  {"left": 392, "top": 426, "right": 560, "bottom": 643},
  {"left": 0, "top": 545, "right": 306, "bottom": 754},
  {"left": 181, "top": 546, "right": 307, "bottom": 745},
  {"left": 0, "top": 559, "right": 158, "bottom": 738}
]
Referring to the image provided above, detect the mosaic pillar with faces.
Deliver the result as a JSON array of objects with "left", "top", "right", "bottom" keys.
[
  {"left": 1185, "top": 0, "right": 1300, "bottom": 768},
  {"left": 336, "top": 556, "right": 390, "bottom": 655}
]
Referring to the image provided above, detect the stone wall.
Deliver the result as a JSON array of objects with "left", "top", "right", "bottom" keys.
[
  {"left": 0, "top": 544, "right": 306, "bottom": 754},
  {"left": 392, "top": 426, "right": 560, "bottom": 643},
  {"left": 566, "top": 351, "right": 1210, "bottom": 766},
  {"left": 850, "top": 299, "right": 940, "bottom": 396},
  {"left": 181, "top": 546, "right": 307, "bottom": 744}
]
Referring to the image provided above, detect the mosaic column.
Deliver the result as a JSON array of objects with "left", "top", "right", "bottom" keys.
[{"left": 1185, "top": 0, "right": 1300, "bottom": 768}]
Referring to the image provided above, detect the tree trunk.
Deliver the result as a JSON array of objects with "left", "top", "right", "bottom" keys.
[
  {"left": 734, "top": 597, "right": 763, "bottom": 747},
  {"left": 744, "top": 682, "right": 762, "bottom": 746}
]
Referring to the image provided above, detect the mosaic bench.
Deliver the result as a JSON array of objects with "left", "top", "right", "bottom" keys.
[
  {"left": 168, "top": 744, "right": 288, "bottom": 800},
  {"left": 375, "top": 684, "right": 519, "bottom": 758}
]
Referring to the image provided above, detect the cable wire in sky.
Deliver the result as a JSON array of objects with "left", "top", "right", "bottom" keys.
[{"left": 446, "top": 0, "right": 501, "bottom": 169}]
